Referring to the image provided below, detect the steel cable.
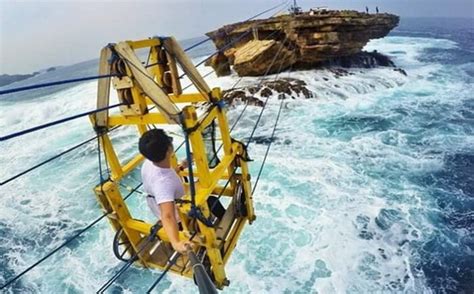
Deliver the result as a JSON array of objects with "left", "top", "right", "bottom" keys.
[{"left": 0, "top": 182, "right": 143, "bottom": 290}]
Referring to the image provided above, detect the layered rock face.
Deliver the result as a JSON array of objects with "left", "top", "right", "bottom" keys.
[{"left": 206, "top": 10, "right": 399, "bottom": 76}]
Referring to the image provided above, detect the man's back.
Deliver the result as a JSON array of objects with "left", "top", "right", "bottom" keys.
[{"left": 141, "top": 159, "right": 184, "bottom": 219}]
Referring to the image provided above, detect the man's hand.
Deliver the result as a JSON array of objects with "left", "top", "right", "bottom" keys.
[
  {"left": 172, "top": 240, "right": 193, "bottom": 254},
  {"left": 178, "top": 159, "right": 189, "bottom": 170},
  {"left": 176, "top": 156, "right": 193, "bottom": 173}
]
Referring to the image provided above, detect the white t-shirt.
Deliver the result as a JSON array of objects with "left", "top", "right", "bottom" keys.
[{"left": 141, "top": 160, "right": 185, "bottom": 220}]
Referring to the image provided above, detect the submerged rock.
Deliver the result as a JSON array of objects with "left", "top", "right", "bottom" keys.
[
  {"left": 206, "top": 9, "right": 399, "bottom": 76},
  {"left": 309, "top": 51, "right": 395, "bottom": 69},
  {"left": 222, "top": 77, "right": 314, "bottom": 106},
  {"left": 375, "top": 208, "right": 402, "bottom": 230}
]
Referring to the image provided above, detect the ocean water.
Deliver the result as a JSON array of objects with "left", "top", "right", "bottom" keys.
[{"left": 1, "top": 18, "right": 473, "bottom": 293}]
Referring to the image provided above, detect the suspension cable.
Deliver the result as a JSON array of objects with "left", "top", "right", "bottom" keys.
[
  {"left": 251, "top": 43, "right": 295, "bottom": 193},
  {"left": 244, "top": 37, "right": 291, "bottom": 147},
  {"left": 0, "top": 132, "right": 190, "bottom": 290},
  {"left": 0, "top": 74, "right": 116, "bottom": 96},
  {"left": 145, "top": 253, "right": 182, "bottom": 293},
  {"left": 96, "top": 222, "right": 163, "bottom": 293},
  {"left": 183, "top": 37, "right": 212, "bottom": 53},
  {"left": 207, "top": 35, "right": 290, "bottom": 217},
  {"left": 0, "top": 1, "right": 287, "bottom": 98},
  {"left": 181, "top": 0, "right": 288, "bottom": 54},
  {"left": 143, "top": 35, "right": 293, "bottom": 293},
  {"left": 0, "top": 181, "right": 143, "bottom": 290},
  {"left": 0, "top": 125, "right": 119, "bottom": 186},
  {"left": 146, "top": 0, "right": 289, "bottom": 69},
  {"left": 178, "top": 2, "right": 289, "bottom": 80},
  {"left": 0, "top": 103, "right": 123, "bottom": 142},
  {"left": 145, "top": 231, "right": 198, "bottom": 293},
  {"left": 252, "top": 97, "right": 284, "bottom": 193}
]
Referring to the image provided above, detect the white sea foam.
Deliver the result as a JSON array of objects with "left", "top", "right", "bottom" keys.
[{"left": 0, "top": 35, "right": 472, "bottom": 292}]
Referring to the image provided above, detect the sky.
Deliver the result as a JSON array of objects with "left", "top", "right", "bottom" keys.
[{"left": 1, "top": 0, "right": 473, "bottom": 75}]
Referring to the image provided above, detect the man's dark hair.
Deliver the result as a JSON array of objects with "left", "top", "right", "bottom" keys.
[{"left": 138, "top": 129, "right": 173, "bottom": 162}]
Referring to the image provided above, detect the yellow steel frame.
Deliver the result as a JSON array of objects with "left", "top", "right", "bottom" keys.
[{"left": 90, "top": 37, "right": 255, "bottom": 289}]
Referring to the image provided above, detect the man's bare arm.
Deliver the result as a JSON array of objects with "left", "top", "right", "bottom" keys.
[{"left": 159, "top": 201, "right": 191, "bottom": 253}]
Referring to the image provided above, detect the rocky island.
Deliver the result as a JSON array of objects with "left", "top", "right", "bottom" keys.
[
  {"left": 0, "top": 67, "right": 57, "bottom": 88},
  {"left": 205, "top": 9, "right": 399, "bottom": 77}
]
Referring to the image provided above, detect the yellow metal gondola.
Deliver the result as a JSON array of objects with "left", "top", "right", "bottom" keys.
[{"left": 89, "top": 36, "right": 255, "bottom": 289}]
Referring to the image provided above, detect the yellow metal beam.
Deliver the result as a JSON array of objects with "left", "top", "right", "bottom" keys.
[
  {"left": 96, "top": 181, "right": 147, "bottom": 263},
  {"left": 127, "top": 38, "right": 161, "bottom": 49},
  {"left": 182, "top": 106, "right": 212, "bottom": 187},
  {"left": 196, "top": 106, "right": 219, "bottom": 133},
  {"left": 222, "top": 218, "right": 246, "bottom": 264},
  {"left": 108, "top": 113, "right": 169, "bottom": 126},
  {"left": 122, "top": 154, "right": 145, "bottom": 177},
  {"left": 125, "top": 219, "right": 194, "bottom": 244},
  {"left": 101, "top": 134, "right": 123, "bottom": 180},
  {"left": 145, "top": 93, "right": 207, "bottom": 104}
]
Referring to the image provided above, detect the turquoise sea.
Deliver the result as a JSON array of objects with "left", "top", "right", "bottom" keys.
[{"left": 1, "top": 17, "right": 473, "bottom": 293}]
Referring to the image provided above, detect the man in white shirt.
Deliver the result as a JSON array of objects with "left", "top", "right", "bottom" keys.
[{"left": 139, "top": 129, "right": 225, "bottom": 254}]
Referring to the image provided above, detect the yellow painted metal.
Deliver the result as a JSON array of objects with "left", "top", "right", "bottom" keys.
[
  {"left": 182, "top": 105, "right": 212, "bottom": 187},
  {"left": 94, "top": 180, "right": 147, "bottom": 263},
  {"left": 145, "top": 93, "right": 207, "bottom": 105},
  {"left": 125, "top": 219, "right": 191, "bottom": 244},
  {"left": 122, "top": 153, "right": 144, "bottom": 177},
  {"left": 162, "top": 37, "right": 211, "bottom": 100},
  {"left": 114, "top": 41, "right": 181, "bottom": 123},
  {"left": 90, "top": 37, "right": 255, "bottom": 289},
  {"left": 240, "top": 158, "right": 256, "bottom": 223},
  {"left": 222, "top": 218, "right": 246, "bottom": 264},
  {"left": 126, "top": 38, "right": 161, "bottom": 49},
  {"left": 101, "top": 133, "right": 124, "bottom": 181},
  {"left": 112, "top": 76, "right": 133, "bottom": 90},
  {"left": 108, "top": 113, "right": 169, "bottom": 126},
  {"left": 95, "top": 46, "right": 112, "bottom": 128},
  {"left": 146, "top": 45, "right": 165, "bottom": 87}
]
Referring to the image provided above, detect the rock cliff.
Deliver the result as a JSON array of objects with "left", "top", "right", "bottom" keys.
[{"left": 205, "top": 10, "right": 399, "bottom": 76}]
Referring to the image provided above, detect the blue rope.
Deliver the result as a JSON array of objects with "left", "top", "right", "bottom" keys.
[
  {"left": 0, "top": 74, "right": 115, "bottom": 96},
  {"left": 183, "top": 37, "right": 212, "bottom": 52},
  {"left": 182, "top": 125, "right": 197, "bottom": 206},
  {"left": 1, "top": 135, "right": 95, "bottom": 186},
  {"left": 0, "top": 103, "right": 123, "bottom": 142},
  {"left": 0, "top": 125, "right": 120, "bottom": 186}
]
